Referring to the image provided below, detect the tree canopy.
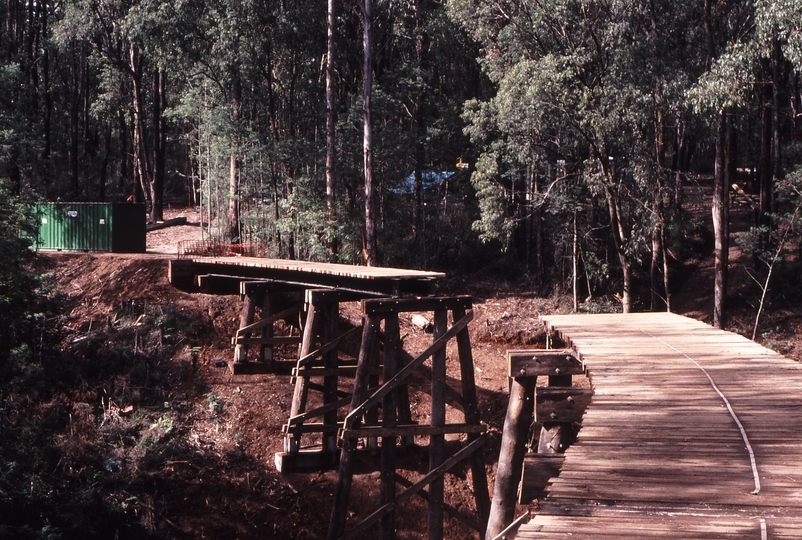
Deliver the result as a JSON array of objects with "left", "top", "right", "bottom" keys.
[{"left": 1, "top": 0, "right": 802, "bottom": 316}]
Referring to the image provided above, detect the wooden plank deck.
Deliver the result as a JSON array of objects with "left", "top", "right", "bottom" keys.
[
  {"left": 169, "top": 256, "right": 444, "bottom": 294},
  {"left": 520, "top": 312, "right": 802, "bottom": 539},
  {"left": 180, "top": 256, "right": 445, "bottom": 280}
]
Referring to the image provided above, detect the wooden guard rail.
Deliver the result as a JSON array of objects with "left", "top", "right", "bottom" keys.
[{"left": 486, "top": 349, "right": 590, "bottom": 540}]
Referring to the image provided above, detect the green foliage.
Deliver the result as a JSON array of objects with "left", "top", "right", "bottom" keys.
[
  {"left": 0, "top": 180, "right": 47, "bottom": 362},
  {"left": 470, "top": 153, "right": 514, "bottom": 248},
  {"left": 755, "top": 0, "right": 802, "bottom": 69},
  {"left": 736, "top": 170, "right": 802, "bottom": 304},
  {"left": 0, "top": 288, "right": 211, "bottom": 539},
  {"left": 5, "top": 0, "right": 802, "bottom": 296},
  {"left": 140, "top": 413, "right": 175, "bottom": 448},
  {"left": 206, "top": 392, "right": 226, "bottom": 414},
  {"left": 450, "top": 0, "right": 704, "bottom": 299},
  {"left": 688, "top": 40, "right": 758, "bottom": 114}
]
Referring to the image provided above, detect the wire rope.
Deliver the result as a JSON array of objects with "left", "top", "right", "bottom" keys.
[{"left": 633, "top": 326, "right": 761, "bottom": 495}]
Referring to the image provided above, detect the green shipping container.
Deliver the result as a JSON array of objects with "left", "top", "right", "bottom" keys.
[{"left": 35, "top": 203, "right": 146, "bottom": 253}]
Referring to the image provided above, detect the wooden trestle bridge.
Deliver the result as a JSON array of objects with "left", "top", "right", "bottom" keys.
[
  {"left": 169, "top": 255, "right": 491, "bottom": 540},
  {"left": 494, "top": 313, "right": 802, "bottom": 540}
]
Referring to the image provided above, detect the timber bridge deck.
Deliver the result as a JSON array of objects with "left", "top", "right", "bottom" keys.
[{"left": 515, "top": 312, "right": 802, "bottom": 539}]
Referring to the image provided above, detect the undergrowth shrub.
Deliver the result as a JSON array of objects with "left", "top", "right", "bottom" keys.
[{"left": 0, "top": 273, "right": 199, "bottom": 539}]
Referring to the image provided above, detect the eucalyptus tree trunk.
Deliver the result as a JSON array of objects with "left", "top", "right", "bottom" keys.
[
  {"left": 651, "top": 108, "right": 669, "bottom": 312},
  {"left": 118, "top": 110, "right": 129, "bottom": 194},
  {"left": 650, "top": 203, "right": 664, "bottom": 312},
  {"left": 712, "top": 111, "right": 729, "bottom": 329},
  {"left": 602, "top": 163, "right": 632, "bottom": 313},
  {"left": 703, "top": 0, "right": 731, "bottom": 328},
  {"left": 362, "top": 0, "right": 377, "bottom": 266},
  {"left": 326, "top": 0, "right": 337, "bottom": 255},
  {"left": 228, "top": 82, "right": 241, "bottom": 243},
  {"left": 606, "top": 194, "right": 632, "bottom": 314},
  {"left": 772, "top": 32, "right": 782, "bottom": 183},
  {"left": 129, "top": 45, "right": 153, "bottom": 215},
  {"left": 151, "top": 68, "right": 165, "bottom": 223}
]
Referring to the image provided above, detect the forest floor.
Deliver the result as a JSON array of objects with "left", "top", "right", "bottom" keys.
[{"left": 23, "top": 202, "right": 802, "bottom": 540}]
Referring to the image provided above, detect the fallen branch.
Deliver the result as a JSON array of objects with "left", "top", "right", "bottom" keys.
[{"left": 147, "top": 217, "right": 190, "bottom": 231}]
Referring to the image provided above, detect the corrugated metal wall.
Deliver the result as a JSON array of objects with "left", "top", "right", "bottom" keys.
[{"left": 35, "top": 203, "right": 146, "bottom": 253}]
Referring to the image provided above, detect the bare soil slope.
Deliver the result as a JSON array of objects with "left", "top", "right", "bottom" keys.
[{"left": 33, "top": 205, "right": 801, "bottom": 539}]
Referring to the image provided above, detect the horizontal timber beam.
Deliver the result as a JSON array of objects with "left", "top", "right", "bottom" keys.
[
  {"left": 362, "top": 295, "right": 472, "bottom": 315},
  {"left": 305, "top": 287, "right": 388, "bottom": 303},
  {"left": 292, "top": 365, "right": 373, "bottom": 378},
  {"left": 535, "top": 387, "right": 593, "bottom": 424},
  {"left": 282, "top": 422, "right": 342, "bottom": 434},
  {"left": 232, "top": 336, "right": 303, "bottom": 346},
  {"left": 340, "top": 422, "right": 486, "bottom": 439},
  {"left": 241, "top": 279, "right": 323, "bottom": 296},
  {"left": 508, "top": 349, "right": 584, "bottom": 378},
  {"left": 235, "top": 304, "right": 302, "bottom": 337},
  {"left": 228, "top": 360, "right": 295, "bottom": 375}
]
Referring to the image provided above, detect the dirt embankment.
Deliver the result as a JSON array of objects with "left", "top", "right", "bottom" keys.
[{"left": 23, "top": 204, "right": 801, "bottom": 540}]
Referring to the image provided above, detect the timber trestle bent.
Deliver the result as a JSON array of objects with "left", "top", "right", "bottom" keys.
[
  {"left": 327, "top": 296, "right": 490, "bottom": 540},
  {"left": 499, "top": 313, "right": 802, "bottom": 540},
  {"left": 168, "top": 257, "right": 491, "bottom": 539}
]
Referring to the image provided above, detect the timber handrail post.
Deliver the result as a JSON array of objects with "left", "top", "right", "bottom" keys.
[{"left": 486, "top": 374, "right": 536, "bottom": 540}]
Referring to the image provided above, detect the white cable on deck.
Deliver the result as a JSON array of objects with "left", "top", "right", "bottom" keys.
[
  {"left": 634, "top": 328, "right": 761, "bottom": 496},
  {"left": 760, "top": 518, "right": 768, "bottom": 540}
]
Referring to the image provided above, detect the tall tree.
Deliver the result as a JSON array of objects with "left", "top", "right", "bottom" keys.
[
  {"left": 362, "top": 0, "right": 378, "bottom": 266},
  {"left": 690, "top": 0, "right": 801, "bottom": 326},
  {"left": 228, "top": 74, "right": 241, "bottom": 242},
  {"left": 151, "top": 67, "right": 165, "bottom": 221},
  {"left": 450, "top": 0, "right": 710, "bottom": 311},
  {"left": 326, "top": 0, "right": 337, "bottom": 255},
  {"left": 55, "top": 0, "right": 176, "bottom": 221},
  {"left": 712, "top": 110, "right": 730, "bottom": 328}
]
